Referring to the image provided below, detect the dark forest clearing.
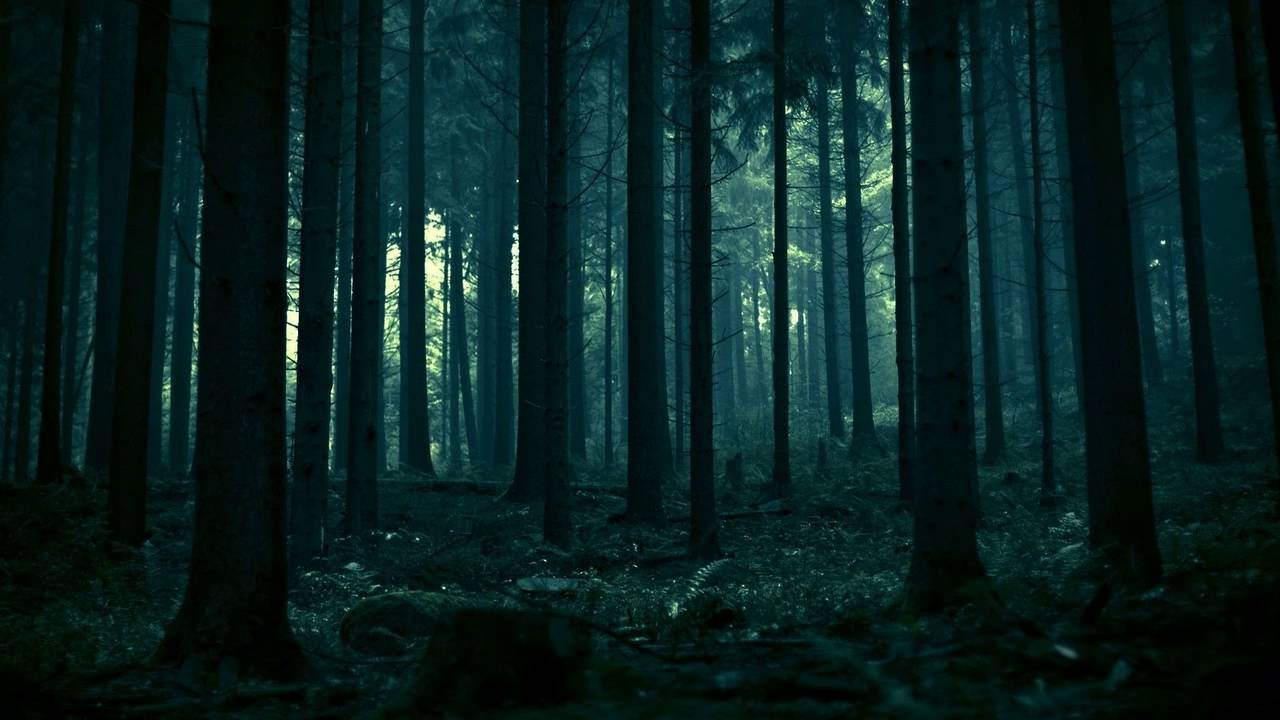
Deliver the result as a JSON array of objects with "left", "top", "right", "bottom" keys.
[{"left": 3, "top": 0, "right": 1280, "bottom": 716}]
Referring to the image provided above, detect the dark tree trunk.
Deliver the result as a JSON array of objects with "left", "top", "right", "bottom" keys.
[
  {"left": 1228, "top": 0, "right": 1280, "bottom": 485},
  {"left": 771, "top": 0, "right": 790, "bottom": 493},
  {"left": 344, "top": 0, "right": 383, "bottom": 535},
  {"left": 331, "top": 0, "right": 357, "bottom": 474},
  {"left": 1121, "top": 79, "right": 1164, "bottom": 387},
  {"left": 905, "top": 0, "right": 986, "bottom": 612},
  {"left": 689, "top": 0, "right": 721, "bottom": 562},
  {"left": 815, "top": 70, "right": 843, "bottom": 440},
  {"left": 156, "top": 0, "right": 302, "bottom": 677},
  {"left": 1059, "top": 0, "right": 1161, "bottom": 583},
  {"left": 61, "top": 94, "right": 90, "bottom": 465},
  {"left": 1047, "top": 31, "right": 1085, "bottom": 407},
  {"left": 999, "top": 17, "right": 1038, "bottom": 393},
  {"left": 291, "top": 0, "right": 345, "bottom": 566},
  {"left": 36, "top": 0, "right": 79, "bottom": 485},
  {"left": 14, "top": 301, "right": 35, "bottom": 485},
  {"left": 510, "top": 0, "right": 547, "bottom": 501},
  {"left": 567, "top": 91, "right": 586, "bottom": 461},
  {"left": 543, "top": 0, "right": 572, "bottom": 549},
  {"left": 168, "top": 119, "right": 198, "bottom": 475},
  {"left": 625, "top": 0, "right": 670, "bottom": 523},
  {"left": 84, "top": 0, "right": 133, "bottom": 476},
  {"left": 889, "top": 0, "right": 913, "bottom": 503},
  {"left": 2, "top": 324, "right": 17, "bottom": 485},
  {"left": 965, "top": 0, "right": 1005, "bottom": 465},
  {"left": 603, "top": 57, "right": 616, "bottom": 469},
  {"left": 1165, "top": 0, "right": 1224, "bottom": 462},
  {"left": 107, "top": 0, "right": 170, "bottom": 544},
  {"left": 494, "top": 14, "right": 516, "bottom": 467},
  {"left": 399, "top": 0, "right": 435, "bottom": 476},
  {"left": 673, "top": 111, "right": 687, "bottom": 469},
  {"left": 450, "top": 196, "right": 479, "bottom": 461},
  {"left": 147, "top": 115, "right": 175, "bottom": 481},
  {"left": 1027, "top": 0, "right": 1053, "bottom": 497}
]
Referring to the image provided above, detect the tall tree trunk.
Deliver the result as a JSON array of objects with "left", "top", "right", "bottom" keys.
[
  {"left": 625, "top": 0, "right": 670, "bottom": 523},
  {"left": 1122, "top": 78, "right": 1164, "bottom": 387},
  {"left": 889, "top": 0, "right": 913, "bottom": 502},
  {"left": 399, "top": 0, "right": 434, "bottom": 476},
  {"left": 905, "top": 0, "right": 986, "bottom": 612},
  {"left": 1228, "top": 0, "right": 1280, "bottom": 485},
  {"left": 999, "top": 16, "right": 1038, "bottom": 394},
  {"left": 510, "top": 0, "right": 548, "bottom": 500},
  {"left": 494, "top": 10, "right": 516, "bottom": 467},
  {"left": 1047, "top": 29, "right": 1085, "bottom": 407},
  {"left": 1027, "top": 0, "right": 1053, "bottom": 496},
  {"left": 344, "top": 0, "right": 382, "bottom": 535},
  {"left": 815, "top": 71, "right": 843, "bottom": 439},
  {"left": 1165, "top": 0, "right": 1224, "bottom": 462},
  {"left": 603, "top": 57, "right": 616, "bottom": 469},
  {"left": 36, "top": 0, "right": 80, "bottom": 485},
  {"left": 156, "top": 0, "right": 302, "bottom": 676},
  {"left": 331, "top": 0, "right": 357, "bottom": 474},
  {"left": 84, "top": 0, "right": 133, "bottom": 476},
  {"left": 291, "top": 0, "right": 344, "bottom": 566},
  {"left": 147, "top": 113, "right": 176, "bottom": 481},
  {"left": 567, "top": 93, "right": 586, "bottom": 461},
  {"left": 673, "top": 111, "right": 687, "bottom": 469},
  {"left": 771, "top": 0, "right": 790, "bottom": 493},
  {"left": 689, "top": 0, "right": 721, "bottom": 562},
  {"left": 450, "top": 194, "right": 479, "bottom": 460},
  {"left": 168, "top": 120, "right": 198, "bottom": 475},
  {"left": 965, "top": 0, "right": 1005, "bottom": 464},
  {"left": 543, "top": 0, "right": 572, "bottom": 549},
  {"left": 107, "top": 0, "right": 170, "bottom": 544},
  {"left": 61, "top": 106, "right": 89, "bottom": 464},
  {"left": 1059, "top": 0, "right": 1161, "bottom": 583}
]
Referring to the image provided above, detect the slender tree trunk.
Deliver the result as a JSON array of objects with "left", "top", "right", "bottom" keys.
[
  {"left": 568, "top": 92, "right": 586, "bottom": 461},
  {"left": 331, "top": 0, "right": 357, "bottom": 474},
  {"left": 673, "top": 113, "right": 687, "bottom": 468},
  {"left": 168, "top": 119, "right": 198, "bottom": 474},
  {"left": 147, "top": 115, "right": 176, "bottom": 481},
  {"left": 625, "top": 0, "right": 670, "bottom": 523},
  {"left": 1000, "top": 18, "right": 1038, "bottom": 393},
  {"left": 1164, "top": 0, "right": 1223, "bottom": 461},
  {"left": 84, "top": 0, "right": 133, "bottom": 476},
  {"left": 156, "top": 0, "right": 302, "bottom": 676},
  {"left": 965, "top": 0, "right": 1005, "bottom": 465},
  {"left": 107, "top": 0, "right": 170, "bottom": 544},
  {"left": 495, "top": 10, "right": 516, "bottom": 467},
  {"left": 1122, "top": 79, "right": 1164, "bottom": 387},
  {"left": 510, "top": 0, "right": 548, "bottom": 500},
  {"left": 544, "top": 0, "right": 572, "bottom": 548},
  {"left": 905, "top": 0, "right": 986, "bottom": 612},
  {"left": 771, "top": 0, "right": 790, "bottom": 493},
  {"left": 291, "top": 0, "right": 344, "bottom": 566},
  {"left": 1027, "top": 0, "right": 1053, "bottom": 496},
  {"left": 689, "top": 0, "right": 721, "bottom": 562},
  {"left": 61, "top": 108, "right": 89, "bottom": 464},
  {"left": 345, "top": 0, "right": 383, "bottom": 535},
  {"left": 1047, "top": 32, "right": 1084, "bottom": 407},
  {"left": 399, "top": 0, "right": 434, "bottom": 476},
  {"left": 1059, "top": 0, "right": 1161, "bottom": 583},
  {"left": 603, "top": 57, "right": 616, "bottom": 469},
  {"left": 36, "top": 0, "right": 80, "bottom": 485},
  {"left": 450, "top": 196, "right": 479, "bottom": 460},
  {"left": 811, "top": 71, "right": 842, "bottom": 439}
]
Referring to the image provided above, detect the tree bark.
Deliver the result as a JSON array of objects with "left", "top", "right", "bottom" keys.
[
  {"left": 156, "top": 0, "right": 302, "bottom": 677},
  {"left": 999, "top": 17, "right": 1038, "bottom": 394},
  {"left": 494, "top": 11, "right": 516, "bottom": 467},
  {"left": 1058, "top": 0, "right": 1161, "bottom": 583},
  {"left": 888, "top": 0, "right": 913, "bottom": 503},
  {"left": 604, "top": 57, "right": 616, "bottom": 469},
  {"left": 814, "top": 68, "right": 843, "bottom": 440},
  {"left": 1027, "top": 0, "right": 1053, "bottom": 496},
  {"left": 61, "top": 84, "right": 90, "bottom": 465},
  {"left": 344, "top": 0, "right": 383, "bottom": 535},
  {"left": 567, "top": 91, "right": 586, "bottom": 461},
  {"left": 331, "top": 0, "right": 357, "bottom": 474},
  {"left": 168, "top": 119, "right": 198, "bottom": 475},
  {"left": 107, "top": 0, "right": 170, "bottom": 544},
  {"left": 771, "top": 0, "right": 790, "bottom": 493},
  {"left": 1165, "top": 0, "right": 1224, "bottom": 462},
  {"left": 905, "top": 0, "right": 987, "bottom": 612}
]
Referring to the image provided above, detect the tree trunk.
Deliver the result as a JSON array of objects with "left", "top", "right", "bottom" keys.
[
  {"left": 812, "top": 70, "right": 843, "bottom": 439},
  {"left": 1027, "top": 0, "right": 1053, "bottom": 497},
  {"left": 36, "top": 0, "right": 80, "bottom": 485},
  {"left": 771, "top": 0, "right": 790, "bottom": 493},
  {"left": 168, "top": 119, "right": 198, "bottom": 475},
  {"left": 965, "top": 0, "right": 1005, "bottom": 465},
  {"left": 156, "top": 0, "right": 302, "bottom": 677},
  {"left": 905, "top": 0, "right": 987, "bottom": 612},
  {"left": 61, "top": 97, "right": 90, "bottom": 465},
  {"left": 999, "top": 17, "right": 1038, "bottom": 395},
  {"left": 14, "top": 300, "right": 35, "bottom": 485},
  {"left": 1058, "top": 0, "right": 1161, "bottom": 584},
  {"left": 625, "top": 0, "right": 670, "bottom": 523},
  {"left": 344, "top": 0, "right": 383, "bottom": 535},
  {"left": 84, "top": 0, "right": 134, "bottom": 476},
  {"left": 450, "top": 194, "right": 479, "bottom": 461},
  {"left": 147, "top": 113, "right": 175, "bottom": 481},
  {"left": 1165, "top": 0, "right": 1224, "bottom": 462},
  {"left": 689, "top": 0, "right": 721, "bottom": 562},
  {"left": 543, "top": 0, "right": 572, "bottom": 549},
  {"left": 1121, "top": 78, "right": 1164, "bottom": 387},
  {"left": 291, "top": 0, "right": 344, "bottom": 566},
  {"left": 888, "top": 0, "right": 913, "bottom": 503},
  {"left": 567, "top": 91, "right": 586, "bottom": 461},
  {"left": 331, "top": 0, "right": 357, "bottom": 474},
  {"left": 399, "top": 0, "right": 435, "bottom": 477},
  {"left": 603, "top": 57, "right": 616, "bottom": 469},
  {"left": 107, "top": 0, "right": 170, "bottom": 544},
  {"left": 510, "top": 0, "right": 548, "bottom": 501},
  {"left": 1228, "top": 0, "right": 1280, "bottom": 485},
  {"left": 673, "top": 109, "right": 687, "bottom": 469},
  {"left": 2, "top": 324, "right": 17, "bottom": 485},
  {"left": 1046, "top": 29, "right": 1085, "bottom": 408},
  {"left": 495, "top": 10, "right": 516, "bottom": 467}
]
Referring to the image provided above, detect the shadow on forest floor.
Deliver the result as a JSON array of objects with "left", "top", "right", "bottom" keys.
[{"left": 2, "top": 380, "right": 1279, "bottom": 717}]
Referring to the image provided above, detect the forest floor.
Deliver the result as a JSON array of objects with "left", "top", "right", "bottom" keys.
[{"left": 2, "top": 378, "right": 1279, "bottom": 717}]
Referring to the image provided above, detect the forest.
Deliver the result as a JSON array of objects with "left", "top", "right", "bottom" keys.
[{"left": 1, "top": 0, "right": 1278, "bottom": 716}]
